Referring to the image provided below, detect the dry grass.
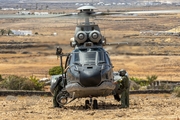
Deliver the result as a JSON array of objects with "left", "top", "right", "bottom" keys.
[{"left": 0, "top": 6, "right": 180, "bottom": 81}]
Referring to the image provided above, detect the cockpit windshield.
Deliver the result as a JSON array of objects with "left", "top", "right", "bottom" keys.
[{"left": 72, "top": 48, "right": 105, "bottom": 65}]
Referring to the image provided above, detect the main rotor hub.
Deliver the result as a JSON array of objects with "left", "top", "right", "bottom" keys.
[
  {"left": 77, "top": 6, "right": 97, "bottom": 15},
  {"left": 77, "top": 6, "right": 97, "bottom": 12}
]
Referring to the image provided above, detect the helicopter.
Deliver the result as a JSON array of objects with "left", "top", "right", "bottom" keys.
[{"left": 50, "top": 6, "right": 125, "bottom": 109}]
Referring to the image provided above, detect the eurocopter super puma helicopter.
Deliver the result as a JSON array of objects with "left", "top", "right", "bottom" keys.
[{"left": 50, "top": 6, "right": 121, "bottom": 109}]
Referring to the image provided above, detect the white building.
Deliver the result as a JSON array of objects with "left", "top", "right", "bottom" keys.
[
  {"left": 34, "top": 12, "right": 49, "bottom": 15},
  {"left": 11, "top": 30, "right": 32, "bottom": 36},
  {"left": 17, "top": 11, "right": 31, "bottom": 15},
  {"left": 2, "top": 8, "right": 23, "bottom": 10}
]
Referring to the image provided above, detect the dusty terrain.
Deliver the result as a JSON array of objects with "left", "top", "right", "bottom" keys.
[
  {"left": 0, "top": 5, "right": 180, "bottom": 120},
  {"left": 0, "top": 94, "right": 179, "bottom": 120}
]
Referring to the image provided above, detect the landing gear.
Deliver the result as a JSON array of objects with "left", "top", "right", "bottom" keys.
[
  {"left": 93, "top": 99, "right": 98, "bottom": 109},
  {"left": 85, "top": 98, "right": 98, "bottom": 109},
  {"left": 85, "top": 100, "right": 90, "bottom": 109},
  {"left": 56, "top": 90, "right": 69, "bottom": 107}
]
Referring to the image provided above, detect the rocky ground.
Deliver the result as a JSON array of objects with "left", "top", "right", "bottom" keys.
[{"left": 0, "top": 94, "right": 179, "bottom": 120}]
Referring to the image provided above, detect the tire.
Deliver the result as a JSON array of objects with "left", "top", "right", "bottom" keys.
[
  {"left": 114, "top": 93, "right": 121, "bottom": 102},
  {"left": 93, "top": 99, "right": 98, "bottom": 109},
  {"left": 85, "top": 100, "right": 90, "bottom": 109}
]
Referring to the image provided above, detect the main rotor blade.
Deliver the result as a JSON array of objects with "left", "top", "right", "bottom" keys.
[
  {"left": 1, "top": 9, "right": 180, "bottom": 19},
  {"left": 0, "top": 14, "right": 75, "bottom": 19},
  {"left": 128, "top": 10, "right": 180, "bottom": 14}
]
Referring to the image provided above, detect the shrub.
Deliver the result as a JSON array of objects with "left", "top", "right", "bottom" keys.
[
  {"left": 157, "top": 83, "right": 173, "bottom": 90},
  {"left": 0, "top": 75, "right": 44, "bottom": 90},
  {"left": 21, "top": 79, "right": 35, "bottom": 90},
  {"left": 146, "top": 75, "right": 158, "bottom": 85},
  {"left": 0, "top": 74, "right": 3, "bottom": 81},
  {"left": 173, "top": 87, "right": 180, "bottom": 97},
  {"left": 130, "top": 77, "right": 149, "bottom": 86},
  {"left": 1, "top": 75, "right": 26, "bottom": 90},
  {"left": 29, "top": 75, "right": 44, "bottom": 90},
  {"left": 49, "top": 66, "right": 63, "bottom": 75}
]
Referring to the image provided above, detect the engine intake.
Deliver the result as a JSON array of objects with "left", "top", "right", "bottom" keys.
[
  {"left": 75, "top": 31, "right": 87, "bottom": 44},
  {"left": 89, "top": 30, "right": 102, "bottom": 43}
]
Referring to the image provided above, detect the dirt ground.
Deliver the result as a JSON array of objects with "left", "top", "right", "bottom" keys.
[
  {"left": 0, "top": 5, "right": 180, "bottom": 120},
  {"left": 0, "top": 94, "right": 179, "bottom": 120}
]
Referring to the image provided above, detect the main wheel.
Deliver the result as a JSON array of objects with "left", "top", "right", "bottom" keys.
[
  {"left": 93, "top": 99, "right": 98, "bottom": 109},
  {"left": 85, "top": 100, "right": 90, "bottom": 109},
  {"left": 114, "top": 93, "right": 121, "bottom": 102}
]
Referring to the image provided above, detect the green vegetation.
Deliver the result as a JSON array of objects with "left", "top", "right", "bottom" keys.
[
  {"left": 0, "top": 29, "right": 6, "bottom": 35},
  {"left": 29, "top": 75, "right": 44, "bottom": 90},
  {"left": 130, "top": 75, "right": 158, "bottom": 87},
  {"left": 49, "top": 66, "right": 63, "bottom": 75},
  {"left": 0, "top": 75, "right": 44, "bottom": 90},
  {"left": 130, "top": 77, "right": 149, "bottom": 86},
  {"left": 173, "top": 87, "right": 180, "bottom": 97},
  {"left": 7, "top": 29, "right": 13, "bottom": 36},
  {"left": 0, "top": 29, "right": 13, "bottom": 36},
  {"left": 130, "top": 75, "right": 159, "bottom": 90},
  {"left": 146, "top": 75, "right": 158, "bottom": 85},
  {"left": 0, "top": 74, "right": 3, "bottom": 81}
]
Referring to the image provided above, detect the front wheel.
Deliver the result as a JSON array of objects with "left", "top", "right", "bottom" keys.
[{"left": 56, "top": 90, "right": 69, "bottom": 107}]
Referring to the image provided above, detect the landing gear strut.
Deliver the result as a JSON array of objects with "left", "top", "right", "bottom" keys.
[{"left": 85, "top": 98, "right": 98, "bottom": 109}]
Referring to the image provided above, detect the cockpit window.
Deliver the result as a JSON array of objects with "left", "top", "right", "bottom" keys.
[
  {"left": 82, "top": 52, "right": 96, "bottom": 62},
  {"left": 74, "top": 53, "right": 80, "bottom": 62},
  {"left": 71, "top": 48, "right": 105, "bottom": 65},
  {"left": 98, "top": 52, "right": 104, "bottom": 61}
]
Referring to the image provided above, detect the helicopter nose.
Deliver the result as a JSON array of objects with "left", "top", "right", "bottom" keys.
[{"left": 80, "top": 69, "right": 101, "bottom": 87}]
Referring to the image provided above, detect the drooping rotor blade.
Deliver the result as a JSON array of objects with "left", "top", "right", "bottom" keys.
[
  {"left": 127, "top": 10, "right": 180, "bottom": 14},
  {"left": 106, "top": 42, "right": 128, "bottom": 46},
  {"left": 93, "top": 9, "right": 180, "bottom": 16},
  {"left": 0, "top": 13, "right": 76, "bottom": 19},
  {"left": 106, "top": 42, "right": 128, "bottom": 48},
  {"left": 1, "top": 5, "right": 180, "bottom": 19}
]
